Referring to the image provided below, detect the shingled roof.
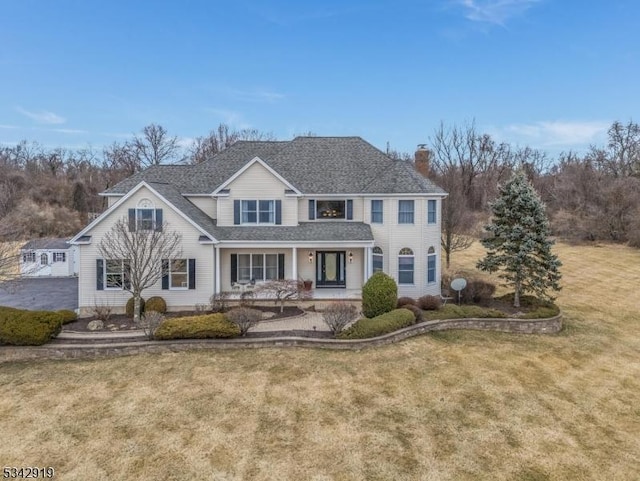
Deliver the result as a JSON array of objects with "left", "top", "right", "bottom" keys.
[{"left": 104, "top": 137, "right": 445, "bottom": 196}]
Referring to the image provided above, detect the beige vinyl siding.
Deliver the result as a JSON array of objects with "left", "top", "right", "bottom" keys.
[
  {"left": 217, "top": 162, "right": 298, "bottom": 226},
  {"left": 77, "top": 186, "right": 214, "bottom": 315},
  {"left": 367, "top": 197, "right": 442, "bottom": 298},
  {"left": 297, "top": 197, "right": 364, "bottom": 222},
  {"left": 106, "top": 196, "right": 121, "bottom": 208},
  {"left": 186, "top": 196, "right": 217, "bottom": 220}
]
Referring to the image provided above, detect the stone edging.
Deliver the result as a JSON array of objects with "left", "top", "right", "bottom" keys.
[{"left": 0, "top": 314, "right": 562, "bottom": 362}]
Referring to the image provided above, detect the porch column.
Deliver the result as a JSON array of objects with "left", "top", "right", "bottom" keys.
[
  {"left": 366, "top": 246, "right": 373, "bottom": 281},
  {"left": 292, "top": 247, "right": 298, "bottom": 280},
  {"left": 363, "top": 247, "right": 368, "bottom": 282},
  {"left": 214, "top": 246, "right": 221, "bottom": 294}
]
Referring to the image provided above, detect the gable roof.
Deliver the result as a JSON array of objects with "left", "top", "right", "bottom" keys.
[{"left": 104, "top": 137, "right": 445, "bottom": 196}]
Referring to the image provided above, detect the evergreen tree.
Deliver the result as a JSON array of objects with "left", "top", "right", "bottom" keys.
[{"left": 477, "top": 170, "right": 562, "bottom": 307}]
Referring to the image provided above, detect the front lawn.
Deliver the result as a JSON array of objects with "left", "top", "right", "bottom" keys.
[{"left": 1, "top": 242, "right": 639, "bottom": 480}]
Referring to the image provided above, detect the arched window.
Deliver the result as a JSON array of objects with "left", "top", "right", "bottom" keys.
[
  {"left": 40, "top": 253, "right": 48, "bottom": 265},
  {"left": 373, "top": 247, "right": 383, "bottom": 273},
  {"left": 427, "top": 246, "right": 437, "bottom": 284},
  {"left": 398, "top": 248, "right": 414, "bottom": 284}
]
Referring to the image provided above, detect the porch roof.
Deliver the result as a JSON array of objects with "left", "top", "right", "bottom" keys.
[{"left": 214, "top": 222, "right": 374, "bottom": 242}]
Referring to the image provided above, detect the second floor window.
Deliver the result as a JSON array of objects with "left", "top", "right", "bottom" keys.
[
  {"left": 427, "top": 199, "right": 437, "bottom": 224},
  {"left": 373, "top": 246, "right": 383, "bottom": 272},
  {"left": 53, "top": 252, "right": 66, "bottom": 263},
  {"left": 371, "top": 200, "right": 383, "bottom": 223},
  {"left": 398, "top": 200, "right": 414, "bottom": 224},
  {"left": 23, "top": 252, "right": 36, "bottom": 263},
  {"left": 241, "top": 200, "right": 275, "bottom": 224}
]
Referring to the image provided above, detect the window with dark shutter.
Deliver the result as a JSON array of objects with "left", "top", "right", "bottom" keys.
[
  {"left": 275, "top": 200, "right": 282, "bottom": 225},
  {"left": 188, "top": 259, "right": 196, "bottom": 289},
  {"left": 155, "top": 209, "right": 163, "bottom": 231},
  {"left": 128, "top": 209, "right": 136, "bottom": 231},
  {"left": 161, "top": 259, "right": 169, "bottom": 290},
  {"left": 233, "top": 200, "right": 240, "bottom": 225},
  {"left": 96, "top": 259, "right": 104, "bottom": 290},
  {"left": 278, "top": 253, "right": 285, "bottom": 279},
  {"left": 308, "top": 200, "right": 315, "bottom": 220},
  {"left": 231, "top": 254, "right": 238, "bottom": 283},
  {"left": 347, "top": 200, "right": 353, "bottom": 220}
]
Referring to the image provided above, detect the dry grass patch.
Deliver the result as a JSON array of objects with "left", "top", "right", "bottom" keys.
[{"left": 1, "top": 242, "right": 640, "bottom": 480}]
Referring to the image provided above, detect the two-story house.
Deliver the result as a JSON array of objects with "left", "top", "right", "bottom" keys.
[{"left": 71, "top": 137, "right": 446, "bottom": 315}]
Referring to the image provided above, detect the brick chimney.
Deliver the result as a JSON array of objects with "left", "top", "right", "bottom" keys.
[{"left": 414, "top": 144, "right": 431, "bottom": 178}]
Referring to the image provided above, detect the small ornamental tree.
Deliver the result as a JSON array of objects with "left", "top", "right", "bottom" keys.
[
  {"left": 362, "top": 271, "right": 398, "bottom": 318},
  {"left": 477, "top": 170, "right": 562, "bottom": 307}
]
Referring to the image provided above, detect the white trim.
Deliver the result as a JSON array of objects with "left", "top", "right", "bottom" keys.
[
  {"left": 70, "top": 181, "right": 219, "bottom": 244},
  {"left": 212, "top": 156, "right": 302, "bottom": 196},
  {"left": 98, "top": 193, "right": 124, "bottom": 197},
  {"left": 292, "top": 246, "right": 298, "bottom": 281},
  {"left": 306, "top": 193, "right": 448, "bottom": 198},
  {"left": 168, "top": 258, "right": 189, "bottom": 290}
]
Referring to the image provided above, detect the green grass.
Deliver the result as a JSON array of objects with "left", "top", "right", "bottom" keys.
[{"left": 1, "top": 241, "right": 639, "bottom": 480}]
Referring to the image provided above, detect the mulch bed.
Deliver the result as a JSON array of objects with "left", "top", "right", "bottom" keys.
[{"left": 64, "top": 306, "right": 305, "bottom": 332}]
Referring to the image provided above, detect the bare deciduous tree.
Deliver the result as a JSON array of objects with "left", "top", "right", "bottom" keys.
[
  {"left": 133, "top": 123, "right": 183, "bottom": 168},
  {"left": 98, "top": 217, "right": 182, "bottom": 322},
  {"left": 188, "top": 123, "right": 275, "bottom": 164},
  {"left": 322, "top": 303, "right": 357, "bottom": 335}
]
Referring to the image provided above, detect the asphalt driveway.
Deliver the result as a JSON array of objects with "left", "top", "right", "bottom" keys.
[{"left": 0, "top": 277, "right": 78, "bottom": 311}]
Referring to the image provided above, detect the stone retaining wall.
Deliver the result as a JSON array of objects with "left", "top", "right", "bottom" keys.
[{"left": 0, "top": 314, "right": 562, "bottom": 362}]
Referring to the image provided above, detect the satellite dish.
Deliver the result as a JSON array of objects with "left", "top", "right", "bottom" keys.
[
  {"left": 450, "top": 278, "right": 467, "bottom": 291},
  {"left": 450, "top": 278, "right": 467, "bottom": 305}
]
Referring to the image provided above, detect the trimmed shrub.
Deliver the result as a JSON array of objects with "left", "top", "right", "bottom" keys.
[
  {"left": 226, "top": 307, "right": 262, "bottom": 336},
  {"left": 522, "top": 305, "right": 560, "bottom": 319},
  {"left": 397, "top": 297, "right": 417, "bottom": 308},
  {"left": 421, "top": 304, "right": 506, "bottom": 321},
  {"left": 418, "top": 295, "right": 442, "bottom": 311},
  {"left": 322, "top": 303, "right": 358, "bottom": 335},
  {"left": 145, "top": 296, "right": 167, "bottom": 314},
  {"left": 154, "top": 313, "right": 240, "bottom": 340},
  {"left": 0, "top": 309, "right": 63, "bottom": 346},
  {"left": 402, "top": 304, "right": 423, "bottom": 323},
  {"left": 57, "top": 309, "right": 78, "bottom": 324},
  {"left": 125, "top": 297, "right": 145, "bottom": 317},
  {"left": 338, "top": 308, "right": 415, "bottom": 339},
  {"left": 362, "top": 271, "right": 398, "bottom": 318}
]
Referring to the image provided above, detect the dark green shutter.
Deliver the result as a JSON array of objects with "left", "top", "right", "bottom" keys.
[
  {"left": 96, "top": 259, "right": 104, "bottom": 290},
  {"left": 275, "top": 200, "right": 282, "bottom": 225},
  {"left": 308, "top": 200, "right": 315, "bottom": 220},
  {"left": 128, "top": 209, "right": 136, "bottom": 231},
  {"left": 155, "top": 209, "right": 163, "bottom": 231},
  {"left": 278, "top": 253, "right": 285, "bottom": 280},
  {"left": 233, "top": 200, "right": 240, "bottom": 225},
  {"left": 161, "top": 259, "right": 169, "bottom": 290},
  {"left": 231, "top": 254, "right": 238, "bottom": 283},
  {"left": 188, "top": 259, "right": 196, "bottom": 289}
]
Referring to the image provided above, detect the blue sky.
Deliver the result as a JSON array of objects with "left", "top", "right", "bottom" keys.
[{"left": 1, "top": 0, "right": 639, "bottom": 157}]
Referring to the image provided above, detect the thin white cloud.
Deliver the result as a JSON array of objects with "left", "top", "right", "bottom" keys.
[
  {"left": 229, "top": 88, "right": 285, "bottom": 103},
  {"left": 455, "top": 0, "right": 540, "bottom": 26},
  {"left": 502, "top": 120, "right": 610, "bottom": 147},
  {"left": 51, "top": 128, "right": 88, "bottom": 134},
  {"left": 16, "top": 106, "right": 66, "bottom": 125},
  {"left": 0, "top": 124, "right": 19, "bottom": 129}
]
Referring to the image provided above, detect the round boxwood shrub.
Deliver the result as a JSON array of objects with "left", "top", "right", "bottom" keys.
[
  {"left": 402, "top": 304, "right": 423, "bottom": 323},
  {"left": 145, "top": 296, "right": 167, "bottom": 314},
  {"left": 126, "top": 297, "right": 146, "bottom": 317},
  {"left": 0, "top": 309, "right": 63, "bottom": 345},
  {"left": 362, "top": 271, "right": 398, "bottom": 318}
]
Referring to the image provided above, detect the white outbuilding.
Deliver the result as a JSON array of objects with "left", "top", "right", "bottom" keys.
[{"left": 20, "top": 238, "right": 79, "bottom": 277}]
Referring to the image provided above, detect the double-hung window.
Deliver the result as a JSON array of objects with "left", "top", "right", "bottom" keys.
[
  {"left": 371, "top": 200, "right": 383, "bottom": 223},
  {"left": 53, "top": 252, "right": 66, "bottom": 263},
  {"left": 169, "top": 259, "right": 188, "bottom": 289},
  {"left": 105, "top": 259, "right": 125, "bottom": 289},
  {"left": 398, "top": 200, "right": 414, "bottom": 224},
  {"left": 398, "top": 248, "right": 414, "bottom": 284},
  {"left": 23, "top": 252, "right": 36, "bottom": 263},
  {"left": 136, "top": 208, "right": 155, "bottom": 230},
  {"left": 427, "top": 199, "right": 437, "bottom": 224},
  {"left": 241, "top": 200, "right": 275, "bottom": 224}
]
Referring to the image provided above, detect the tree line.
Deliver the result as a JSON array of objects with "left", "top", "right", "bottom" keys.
[{"left": 1, "top": 119, "right": 639, "bottom": 257}]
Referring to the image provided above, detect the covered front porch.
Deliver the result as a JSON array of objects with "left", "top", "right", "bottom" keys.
[{"left": 214, "top": 244, "right": 374, "bottom": 296}]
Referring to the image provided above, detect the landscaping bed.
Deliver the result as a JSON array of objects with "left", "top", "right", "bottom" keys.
[{"left": 64, "top": 306, "right": 305, "bottom": 332}]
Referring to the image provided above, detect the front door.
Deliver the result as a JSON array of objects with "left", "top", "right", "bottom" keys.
[{"left": 316, "top": 251, "right": 346, "bottom": 287}]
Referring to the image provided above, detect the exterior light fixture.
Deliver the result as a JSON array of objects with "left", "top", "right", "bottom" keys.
[
  {"left": 348, "top": 251, "right": 353, "bottom": 263},
  {"left": 308, "top": 251, "right": 314, "bottom": 263}
]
